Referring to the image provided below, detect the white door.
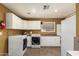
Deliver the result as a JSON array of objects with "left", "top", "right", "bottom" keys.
[{"left": 61, "top": 15, "right": 76, "bottom": 56}]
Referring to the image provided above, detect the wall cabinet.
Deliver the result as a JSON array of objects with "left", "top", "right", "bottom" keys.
[
  {"left": 26, "top": 21, "right": 41, "bottom": 30},
  {"left": 41, "top": 36, "right": 61, "bottom": 46},
  {"left": 23, "top": 21, "right": 41, "bottom": 30},
  {"left": 6, "top": 13, "right": 41, "bottom": 30},
  {"left": 23, "top": 20, "right": 28, "bottom": 29},
  {"left": 6, "top": 13, "right": 23, "bottom": 29}
]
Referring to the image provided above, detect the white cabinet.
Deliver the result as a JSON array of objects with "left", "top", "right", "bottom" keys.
[
  {"left": 6, "top": 13, "right": 41, "bottom": 30},
  {"left": 22, "top": 21, "right": 41, "bottom": 30},
  {"left": 8, "top": 35, "right": 27, "bottom": 56},
  {"left": 22, "top": 20, "right": 28, "bottom": 29},
  {"left": 6, "top": 13, "right": 23, "bottom": 29},
  {"left": 57, "top": 24, "right": 61, "bottom": 35},
  {"left": 27, "top": 36, "right": 31, "bottom": 47},
  {"left": 61, "top": 15, "right": 76, "bottom": 56},
  {"left": 26, "top": 21, "right": 41, "bottom": 30},
  {"left": 41, "top": 36, "right": 61, "bottom": 46}
]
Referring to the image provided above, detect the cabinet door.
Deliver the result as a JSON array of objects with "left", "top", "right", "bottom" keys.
[
  {"left": 6, "top": 13, "right": 23, "bottom": 29},
  {"left": 27, "top": 21, "right": 41, "bottom": 30},
  {"left": 41, "top": 37, "right": 48, "bottom": 46},
  {"left": 41, "top": 36, "right": 60, "bottom": 46},
  {"left": 20, "top": 19, "right": 24, "bottom": 29},
  {"left": 27, "top": 36, "right": 31, "bottom": 47},
  {"left": 12, "top": 14, "right": 22, "bottom": 29},
  {"left": 50, "top": 37, "right": 60, "bottom": 46},
  {"left": 23, "top": 20, "right": 28, "bottom": 29},
  {"left": 6, "top": 13, "right": 13, "bottom": 29}
]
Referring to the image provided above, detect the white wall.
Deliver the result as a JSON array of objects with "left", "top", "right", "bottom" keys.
[{"left": 61, "top": 15, "right": 76, "bottom": 56}]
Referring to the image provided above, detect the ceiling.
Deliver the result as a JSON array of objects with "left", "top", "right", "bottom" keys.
[{"left": 3, "top": 3, "right": 76, "bottom": 18}]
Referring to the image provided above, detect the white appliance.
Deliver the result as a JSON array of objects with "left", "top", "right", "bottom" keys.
[
  {"left": 31, "top": 34, "right": 41, "bottom": 48},
  {"left": 61, "top": 15, "right": 76, "bottom": 56},
  {"left": 8, "top": 35, "right": 27, "bottom": 56}
]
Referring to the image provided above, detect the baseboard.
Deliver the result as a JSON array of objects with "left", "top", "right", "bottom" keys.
[
  {"left": 27, "top": 46, "right": 61, "bottom": 48},
  {"left": 0, "top": 53, "right": 8, "bottom": 56},
  {"left": 41, "top": 46, "right": 61, "bottom": 48}
]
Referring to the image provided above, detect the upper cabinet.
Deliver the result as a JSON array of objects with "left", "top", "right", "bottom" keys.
[
  {"left": 6, "top": 13, "right": 23, "bottom": 29},
  {"left": 23, "top": 20, "right": 41, "bottom": 30},
  {"left": 27, "top": 21, "right": 41, "bottom": 30},
  {"left": 22, "top": 20, "right": 28, "bottom": 29},
  {"left": 6, "top": 13, "right": 41, "bottom": 30}
]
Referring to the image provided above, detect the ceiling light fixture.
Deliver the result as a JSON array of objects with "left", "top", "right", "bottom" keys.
[
  {"left": 31, "top": 9, "right": 36, "bottom": 13},
  {"left": 54, "top": 9, "right": 58, "bottom": 13}
]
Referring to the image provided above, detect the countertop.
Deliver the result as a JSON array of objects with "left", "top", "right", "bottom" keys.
[{"left": 67, "top": 51, "right": 79, "bottom": 56}]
